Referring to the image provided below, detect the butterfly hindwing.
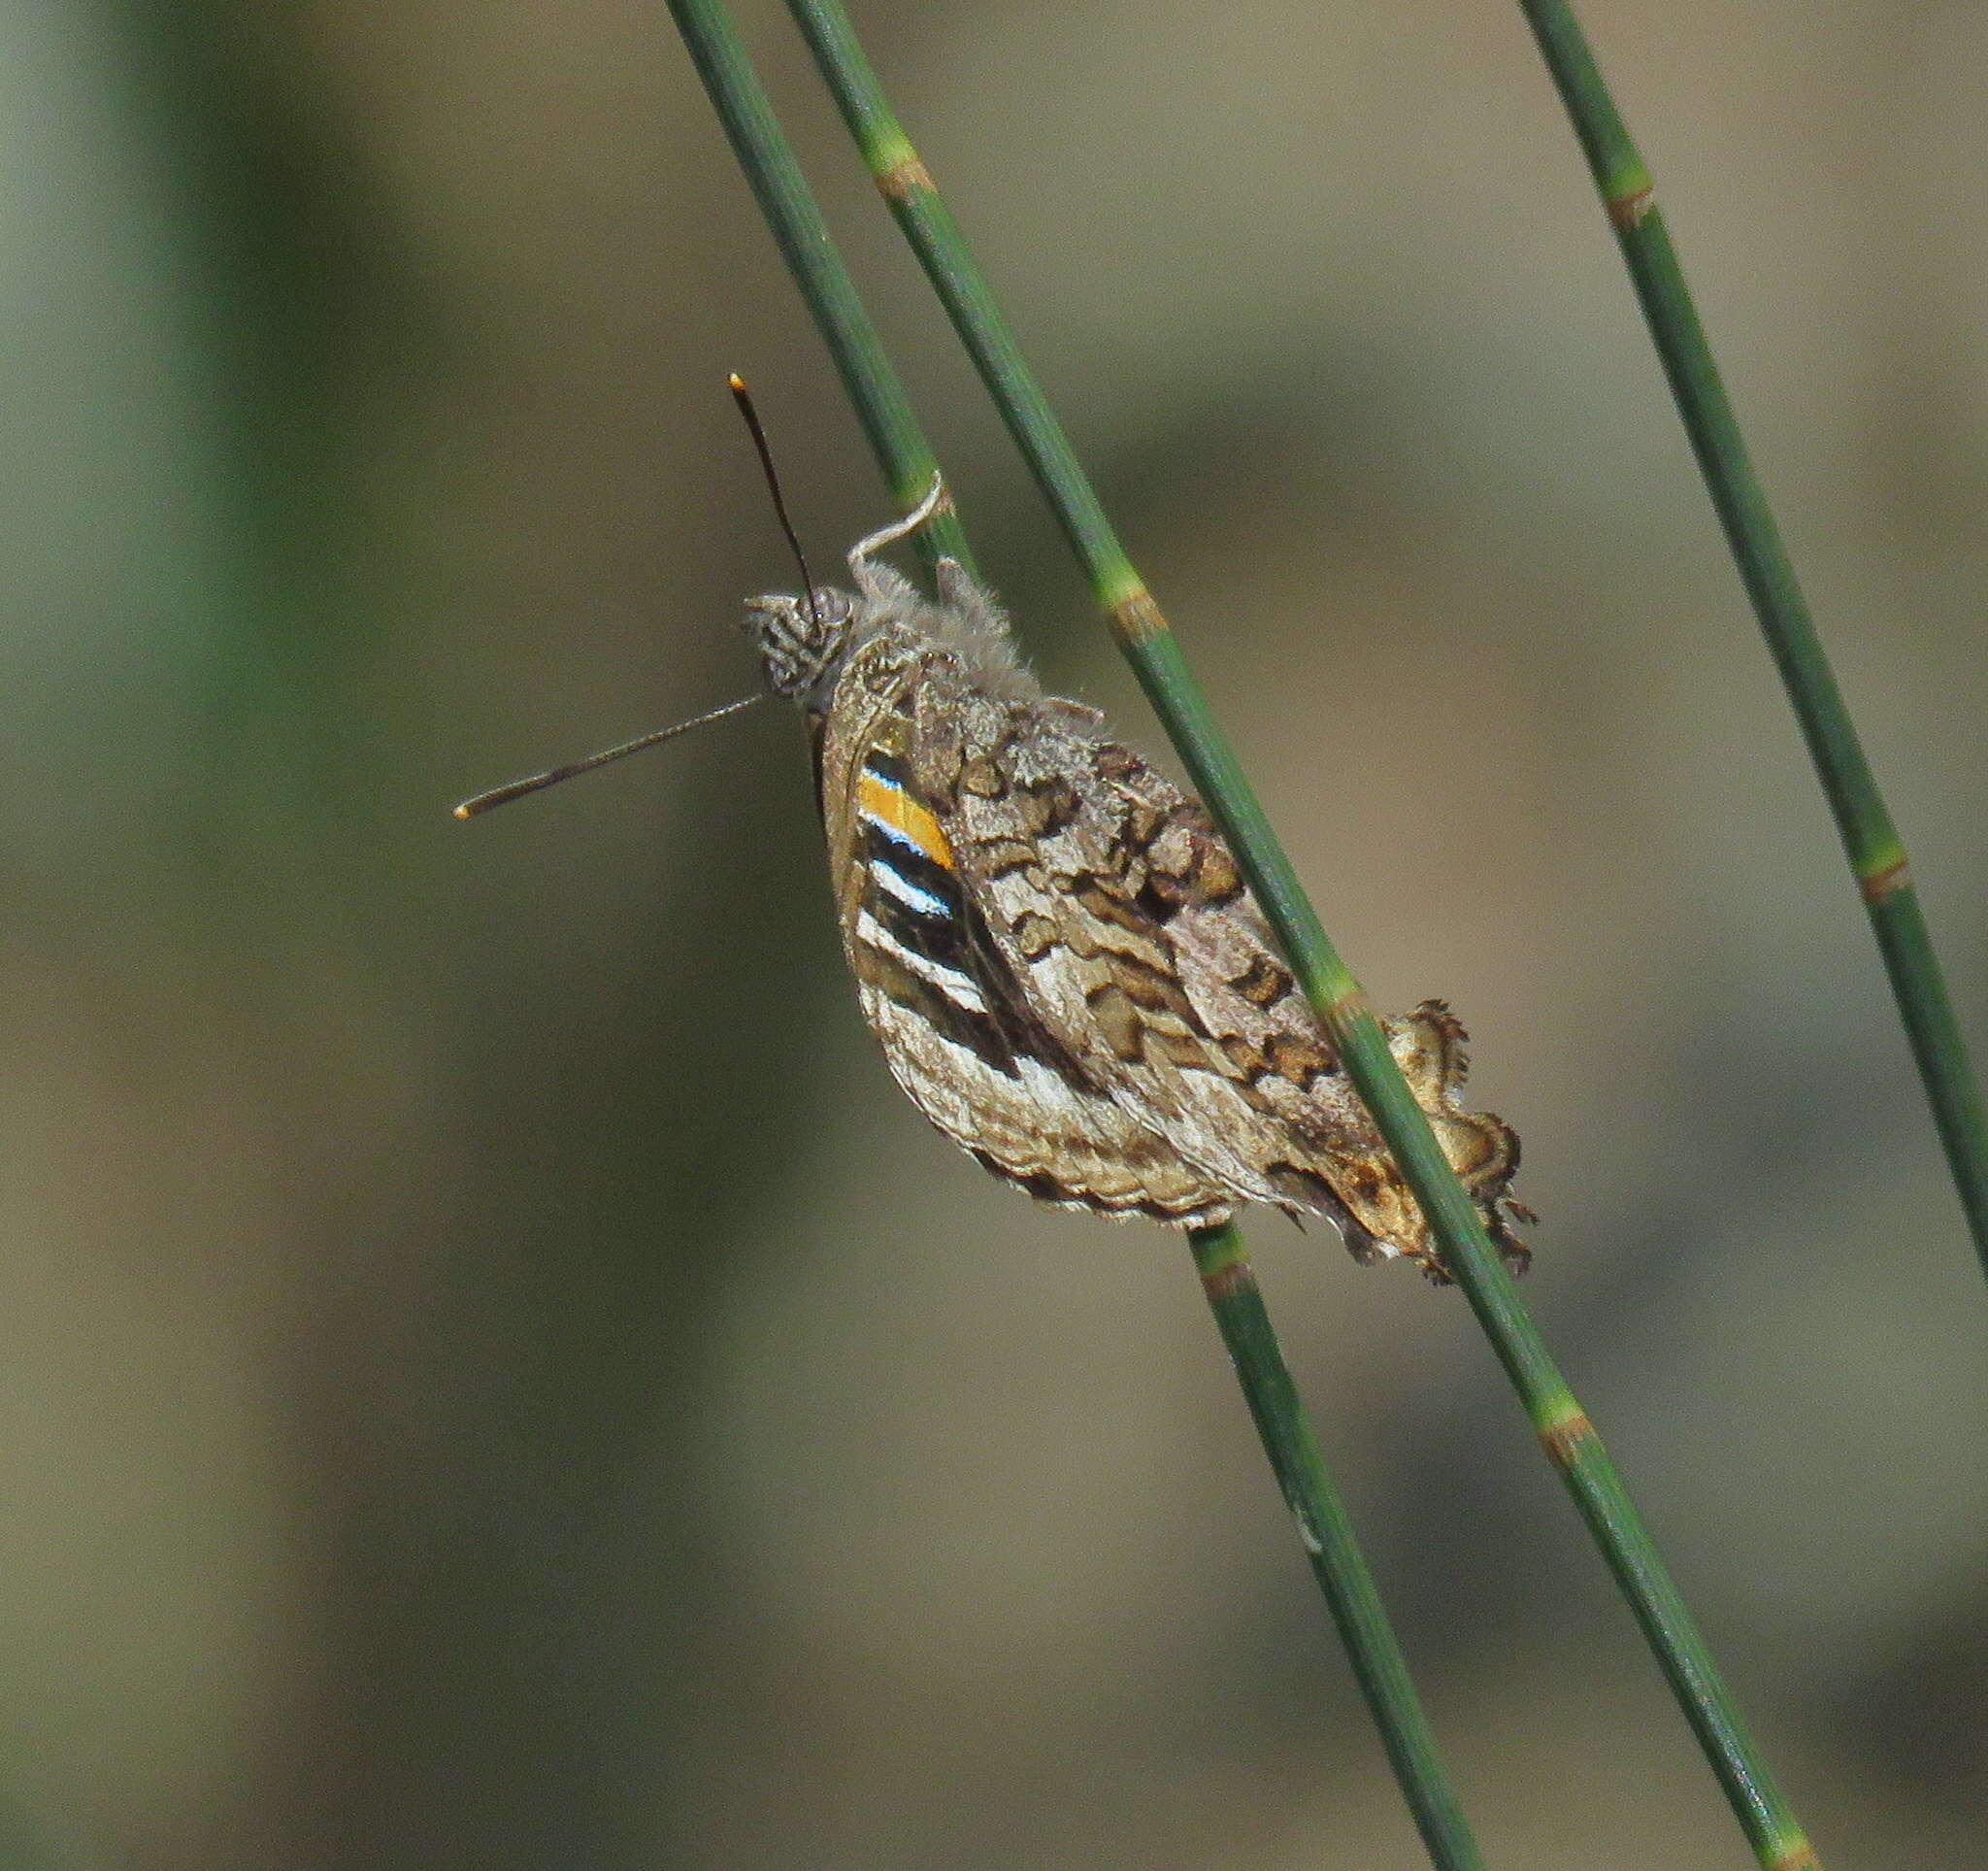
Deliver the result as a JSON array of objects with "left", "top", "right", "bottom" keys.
[{"left": 911, "top": 669, "right": 1527, "bottom": 1275}]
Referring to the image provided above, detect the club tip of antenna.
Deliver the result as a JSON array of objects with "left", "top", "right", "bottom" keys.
[
  {"left": 451, "top": 801, "right": 475, "bottom": 820},
  {"left": 727, "top": 371, "right": 748, "bottom": 393}
]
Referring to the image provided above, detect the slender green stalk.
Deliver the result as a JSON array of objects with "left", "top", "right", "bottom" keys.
[
  {"left": 779, "top": 5, "right": 1821, "bottom": 1867},
  {"left": 661, "top": 4, "right": 1488, "bottom": 1862},
  {"left": 783, "top": 2, "right": 1141, "bottom": 613},
  {"left": 1515, "top": 0, "right": 1988, "bottom": 1280},
  {"left": 662, "top": 0, "right": 973, "bottom": 579},
  {"left": 1190, "top": 1223, "right": 1482, "bottom": 1870}
]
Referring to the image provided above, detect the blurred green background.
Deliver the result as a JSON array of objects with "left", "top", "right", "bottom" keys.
[{"left": 3, "top": 2, "right": 1985, "bottom": 1865}]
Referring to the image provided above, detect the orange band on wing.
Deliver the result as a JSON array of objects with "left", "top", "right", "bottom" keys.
[{"left": 857, "top": 771, "right": 955, "bottom": 870}]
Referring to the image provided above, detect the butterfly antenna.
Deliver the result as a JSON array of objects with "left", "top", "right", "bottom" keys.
[
  {"left": 452, "top": 694, "right": 761, "bottom": 819},
  {"left": 728, "top": 373, "right": 823, "bottom": 623}
]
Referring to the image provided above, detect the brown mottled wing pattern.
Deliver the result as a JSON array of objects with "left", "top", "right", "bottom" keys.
[
  {"left": 816, "top": 633, "right": 1237, "bottom": 1226},
  {"left": 911, "top": 676, "right": 1529, "bottom": 1277}
]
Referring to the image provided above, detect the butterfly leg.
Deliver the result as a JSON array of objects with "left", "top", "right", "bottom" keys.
[
  {"left": 848, "top": 472, "right": 951, "bottom": 595},
  {"left": 935, "top": 557, "right": 1009, "bottom": 636}
]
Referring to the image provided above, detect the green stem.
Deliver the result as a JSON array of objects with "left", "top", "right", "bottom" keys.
[
  {"left": 784, "top": 2, "right": 1141, "bottom": 612},
  {"left": 780, "top": 4, "right": 1821, "bottom": 1867},
  {"left": 662, "top": 0, "right": 973, "bottom": 578},
  {"left": 661, "top": 4, "right": 1487, "bottom": 1863},
  {"left": 1515, "top": 0, "right": 1988, "bottom": 1283},
  {"left": 1190, "top": 1224, "right": 1483, "bottom": 1871}
]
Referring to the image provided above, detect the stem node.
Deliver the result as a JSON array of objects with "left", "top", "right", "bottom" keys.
[
  {"left": 1606, "top": 180, "right": 1657, "bottom": 229},
  {"left": 1539, "top": 1409, "right": 1598, "bottom": 1470},
  {"left": 877, "top": 151, "right": 935, "bottom": 199},
  {"left": 1859, "top": 854, "right": 1911, "bottom": 905},
  {"left": 1107, "top": 590, "right": 1168, "bottom": 647}
]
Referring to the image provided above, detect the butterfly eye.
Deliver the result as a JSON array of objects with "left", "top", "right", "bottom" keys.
[{"left": 746, "top": 589, "right": 855, "bottom": 704}]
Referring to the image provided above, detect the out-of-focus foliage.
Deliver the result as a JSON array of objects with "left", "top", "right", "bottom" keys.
[{"left": 1, "top": 3, "right": 1983, "bottom": 1865}]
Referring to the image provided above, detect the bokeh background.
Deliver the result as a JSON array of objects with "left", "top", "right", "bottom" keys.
[{"left": 4, "top": 2, "right": 1986, "bottom": 1865}]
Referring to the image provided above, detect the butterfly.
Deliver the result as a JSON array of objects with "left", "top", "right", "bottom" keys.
[{"left": 746, "top": 474, "right": 1531, "bottom": 1279}]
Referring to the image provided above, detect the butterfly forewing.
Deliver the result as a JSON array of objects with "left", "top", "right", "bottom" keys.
[{"left": 817, "top": 637, "right": 1237, "bottom": 1225}]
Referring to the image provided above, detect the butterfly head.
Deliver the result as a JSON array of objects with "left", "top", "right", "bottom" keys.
[{"left": 744, "top": 587, "right": 862, "bottom": 716}]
